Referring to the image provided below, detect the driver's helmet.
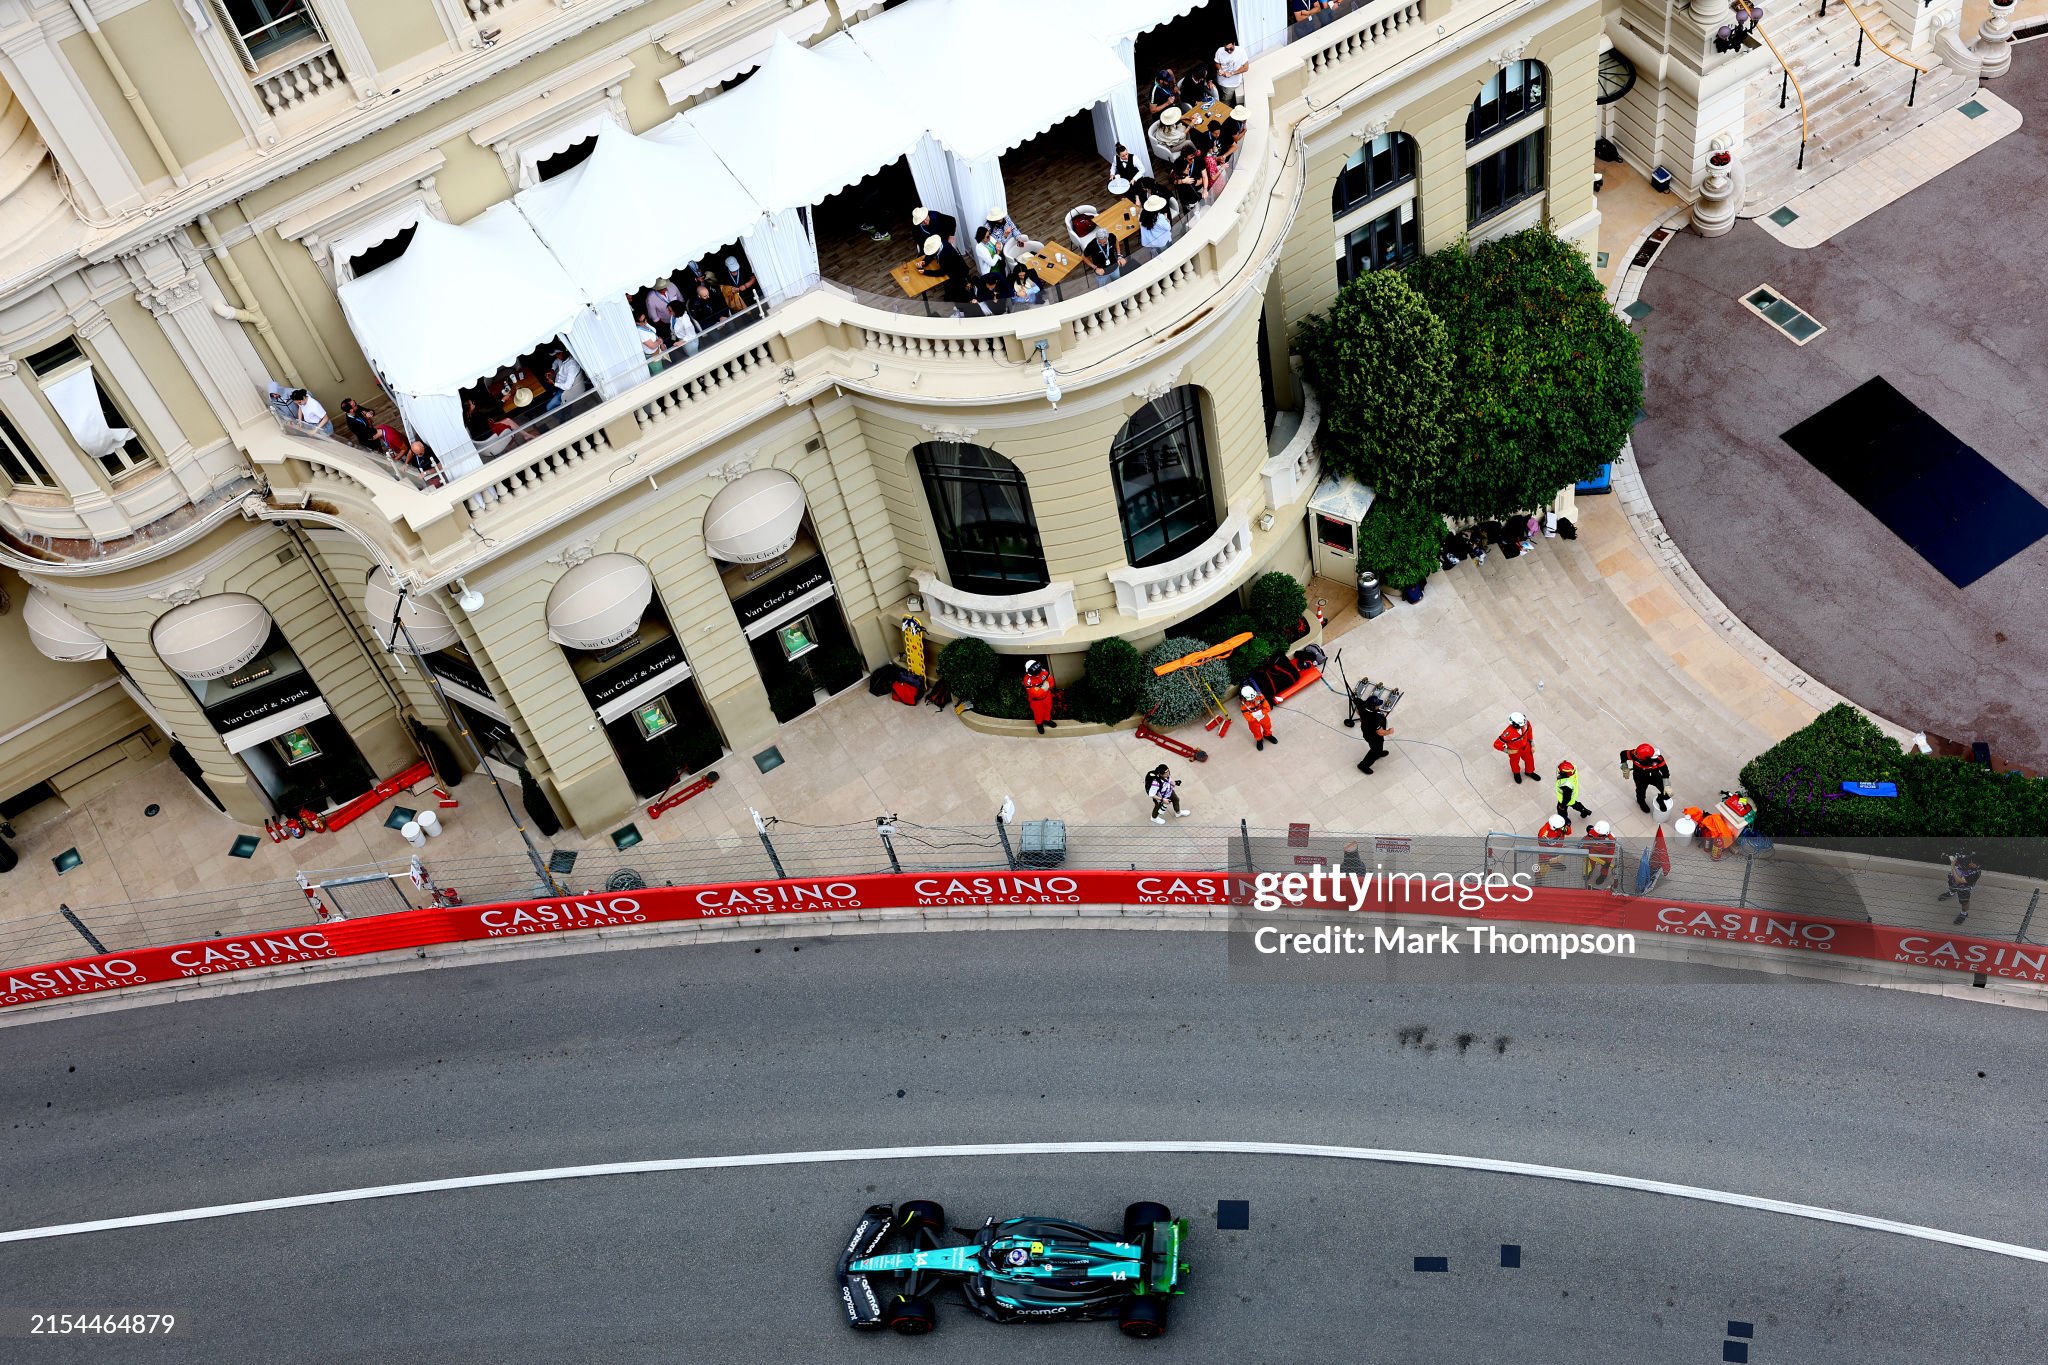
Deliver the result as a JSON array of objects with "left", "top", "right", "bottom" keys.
[{"left": 1004, "top": 1247, "right": 1031, "bottom": 1265}]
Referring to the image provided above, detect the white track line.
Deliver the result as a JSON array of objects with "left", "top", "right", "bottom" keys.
[{"left": 6, "top": 1141, "right": 2044, "bottom": 1264}]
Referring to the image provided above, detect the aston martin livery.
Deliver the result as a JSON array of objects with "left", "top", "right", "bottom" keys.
[{"left": 838, "top": 1199, "right": 1190, "bottom": 1338}]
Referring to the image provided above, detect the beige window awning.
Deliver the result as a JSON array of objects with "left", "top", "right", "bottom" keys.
[
  {"left": 546, "top": 553, "right": 655, "bottom": 651},
  {"left": 364, "top": 568, "right": 461, "bottom": 654},
  {"left": 705, "top": 468, "right": 808, "bottom": 564},
  {"left": 151, "top": 594, "right": 274, "bottom": 682},
  {"left": 23, "top": 588, "right": 108, "bottom": 663}
]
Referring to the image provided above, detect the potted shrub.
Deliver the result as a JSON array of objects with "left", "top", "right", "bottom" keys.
[
  {"left": 1079, "top": 637, "right": 1144, "bottom": 723},
  {"left": 935, "top": 637, "right": 998, "bottom": 710},
  {"left": 1248, "top": 572, "right": 1309, "bottom": 642}
]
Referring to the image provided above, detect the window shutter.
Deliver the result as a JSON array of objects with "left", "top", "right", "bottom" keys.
[{"left": 206, "top": 0, "right": 258, "bottom": 73}]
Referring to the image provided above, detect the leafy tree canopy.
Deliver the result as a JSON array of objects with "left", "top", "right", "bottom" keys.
[{"left": 1297, "top": 269, "right": 1453, "bottom": 505}]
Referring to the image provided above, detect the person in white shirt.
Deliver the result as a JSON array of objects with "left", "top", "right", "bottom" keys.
[
  {"left": 545, "top": 347, "right": 582, "bottom": 411},
  {"left": 290, "top": 389, "right": 329, "bottom": 434},
  {"left": 1215, "top": 42, "right": 1248, "bottom": 100}
]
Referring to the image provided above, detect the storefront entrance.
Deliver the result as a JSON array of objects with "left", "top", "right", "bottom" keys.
[
  {"left": 723, "top": 535, "right": 863, "bottom": 723},
  {"left": 563, "top": 603, "right": 720, "bottom": 799},
  {"left": 188, "top": 628, "right": 374, "bottom": 813}
]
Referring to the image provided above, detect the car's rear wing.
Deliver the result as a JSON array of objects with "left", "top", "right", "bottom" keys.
[
  {"left": 1143, "top": 1219, "right": 1190, "bottom": 1296},
  {"left": 838, "top": 1204, "right": 894, "bottom": 1329}
]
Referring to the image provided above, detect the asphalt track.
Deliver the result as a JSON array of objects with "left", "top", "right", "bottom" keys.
[{"left": 4, "top": 929, "right": 2045, "bottom": 1361}]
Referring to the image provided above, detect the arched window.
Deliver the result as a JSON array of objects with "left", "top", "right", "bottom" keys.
[
  {"left": 1110, "top": 387, "right": 1218, "bottom": 568},
  {"left": 1466, "top": 60, "right": 1547, "bottom": 144},
  {"left": 914, "top": 442, "right": 1051, "bottom": 596},
  {"left": 1332, "top": 131, "right": 1417, "bottom": 217}
]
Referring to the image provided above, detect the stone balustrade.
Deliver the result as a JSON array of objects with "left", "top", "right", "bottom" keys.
[
  {"left": 1105, "top": 510, "right": 1253, "bottom": 621},
  {"left": 914, "top": 573, "right": 1079, "bottom": 644}
]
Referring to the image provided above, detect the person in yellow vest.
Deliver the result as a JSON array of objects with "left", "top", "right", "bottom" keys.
[
  {"left": 1553, "top": 760, "right": 1592, "bottom": 821},
  {"left": 1239, "top": 683, "right": 1277, "bottom": 751},
  {"left": 1023, "top": 658, "right": 1056, "bottom": 734}
]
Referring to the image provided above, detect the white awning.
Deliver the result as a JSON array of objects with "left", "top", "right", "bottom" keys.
[
  {"left": 681, "top": 34, "right": 921, "bottom": 212},
  {"left": 363, "top": 567, "right": 461, "bottom": 654},
  {"left": 1056, "top": 0, "right": 1211, "bottom": 42},
  {"left": 832, "top": 0, "right": 1130, "bottom": 162},
  {"left": 221, "top": 696, "right": 334, "bottom": 754},
  {"left": 336, "top": 204, "right": 595, "bottom": 400},
  {"left": 517, "top": 117, "right": 766, "bottom": 305},
  {"left": 660, "top": 1, "right": 833, "bottom": 104},
  {"left": 546, "top": 553, "right": 654, "bottom": 651},
  {"left": 705, "top": 468, "right": 807, "bottom": 563},
  {"left": 22, "top": 587, "right": 108, "bottom": 662},
  {"left": 152, "top": 594, "right": 274, "bottom": 681}
]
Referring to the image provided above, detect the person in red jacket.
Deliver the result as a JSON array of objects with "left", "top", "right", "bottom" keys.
[
  {"left": 1534, "top": 813, "right": 1571, "bottom": 878},
  {"left": 1239, "top": 684, "right": 1277, "bottom": 751},
  {"left": 1581, "top": 820, "right": 1618, "bottom": 888},
  {"left": 1494, "top": 712, "right": 1536, "bottom": 783},
  {"left": 1023, "top": 658, "right": 1056, "bottom": 734}
]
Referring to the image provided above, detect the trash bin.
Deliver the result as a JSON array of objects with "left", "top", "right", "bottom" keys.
[{"left": 1356, "top": 569, "right": 1385, "bottom": 620}]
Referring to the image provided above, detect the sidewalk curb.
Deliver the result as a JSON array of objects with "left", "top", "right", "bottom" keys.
[{"left": 2, "top": 902, "right": 2039, "bottom": 1029}]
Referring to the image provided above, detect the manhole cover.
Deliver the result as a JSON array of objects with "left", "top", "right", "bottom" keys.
[{"left": 606, "top": 869, "right": 647, "bottom": 891}]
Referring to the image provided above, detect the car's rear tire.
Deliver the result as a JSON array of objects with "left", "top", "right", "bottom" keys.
[
  {"left": 1119, "top": 1296, "right": 1169, "bottom": 1339},
  {"left": 886, "top": 1295, "right": 937, "bottom": 1335},
  {"left": 1124, "top": 1201, "right": 1172, "bottom": 1236},
  {"left": 897, "top": 1199, "right": 946, "bottom": 1232}
]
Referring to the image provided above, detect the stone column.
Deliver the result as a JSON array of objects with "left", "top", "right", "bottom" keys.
[
  {"left": 1974, "top": 0, "right": 2017, "bottom": 79},
  {"left": 126, "top": 237, "right": 274, "bottom": 436}
]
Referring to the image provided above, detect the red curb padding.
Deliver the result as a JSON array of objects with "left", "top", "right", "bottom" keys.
[{"left": 4, "top": 872, "right": 2043, "bottom": 1009}]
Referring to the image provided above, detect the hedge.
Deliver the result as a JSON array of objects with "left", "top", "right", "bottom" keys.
[
  {"left": 1140, "top": 636, "right": 1232, "bottom": 729},
  {"left": 1079, "top": 638, "right": 1145, "bottom": 723}
]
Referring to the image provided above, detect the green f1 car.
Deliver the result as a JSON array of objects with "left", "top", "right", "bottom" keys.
[{"left": 838, "top": 1199, "right": 1190, "bottom": 1338}]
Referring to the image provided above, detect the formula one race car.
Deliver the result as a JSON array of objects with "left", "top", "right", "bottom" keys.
[{"left": 838, "top": 1199, "right": 1190, "bottom": 1338}]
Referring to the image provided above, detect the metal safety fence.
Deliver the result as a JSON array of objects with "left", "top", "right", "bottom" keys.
[{"left": 5, "top": 819, "right": 2040, "bottom": 976}]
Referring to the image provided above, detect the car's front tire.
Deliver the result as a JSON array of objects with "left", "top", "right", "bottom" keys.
[
  {"left": 886, "top": 1295, "right": 937, "bottom": 1335},
  {"left": 1124, "top": 1201, "right": 1172, "bottom": 1236},
  {"left": 1119, "top": 1296, "right": 1169, "bottom": 1339},
  {"left": 898, "top": 1199, "right": 946, "bottom": 1232}
]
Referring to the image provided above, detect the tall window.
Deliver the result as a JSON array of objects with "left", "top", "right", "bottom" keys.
[
  {"left": 1110, "top": 387, "right": 1218, "bottom": 568},
  {"left": 24, "top": 339, "right": 151, "bottom": 478},
  {"left": 914, "top": 443, "right": 1051, "bottom": 597},
  {"left": 0, "top": 410, "right": 56, "bottom": 488},
  {"left": 1332, "top": 131, "right": 1417, "bottom": 216},
  {"left": 1467, "top": 129, "right": 1547, "bottom": 227},
  {"left": 1339, "top": 200, "right": 1419, "bottom": 284},
  {"left": 1467, "top": 60, "right": 1547, "bottom": 143},
  {"left": 208, "top": 1, "right": 326, "bottom": 70}
]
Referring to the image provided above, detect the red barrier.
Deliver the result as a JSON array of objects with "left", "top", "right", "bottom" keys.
[{"left": 5, "top": 872, "right": 2045, "bottom": 1010}]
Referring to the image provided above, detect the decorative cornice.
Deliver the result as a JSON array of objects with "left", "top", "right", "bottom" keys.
[
  {"left": 1130, "top": 368, "right": 1186, "bottom": 405},
  {"left": 136, "top": 276, "right": 205, "bottom": 318},
  {"left": 547, "top": 538, "right": 598, "bottom": 567},
  {"left": 148, "top": 577, "right": 207, "bottom": 606},
  {"left": 1489, "top": 39, "right": 1529, "bottom": 67},
  {"left": 918, "top": 423, "right": 979, "bottom": 443},
  {"left": 714, "top": 457, "right": 756, "bottom": 482},
  {"left": 1347, "top": 114, "right": 1392, "bottom": 143}
]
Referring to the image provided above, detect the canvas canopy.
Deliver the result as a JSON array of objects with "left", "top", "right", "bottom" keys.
[
  {"left": 516, "top": 117, "right": 766, "bottom": 305},
  {"left": 681, "top": 34, "right": 920, "bottom": 212},
  {"left": 829, "top": 0, "right": 1130, "bottom": 163}
]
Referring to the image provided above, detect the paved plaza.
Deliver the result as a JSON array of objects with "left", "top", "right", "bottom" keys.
[{"left": 1633, "top": 52, "right": 2045, "bottom": 766}]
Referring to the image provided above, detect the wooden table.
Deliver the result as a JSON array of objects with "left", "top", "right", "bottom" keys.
[
  {"left": 889, "top": 257, "right": 948, "bottom": 299},
  {"left": 1021, "top": 241, "right": 1088, "bottom": 288},
  {"left": 1097, "top": 198, "right": 1141, "bottom": 241}
]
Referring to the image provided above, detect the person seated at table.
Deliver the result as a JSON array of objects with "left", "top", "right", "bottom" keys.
[
  {"left": 985, "top": 205, "right": 1034, "bottom": 259},
  {"left": 919, "top": 233, "right": 975, "bottom": 304},
  {"left": 1129, "top": 172, "right": 1168, "bottom": 215},
  {"left": 636, "top": 311, "right": 666, "bottom": 375},
  {"left": 1146, "top": 68, "right": 1178, "bottom": 120},
  {"left": 1149, "top": 106, "right": 1190, "bottom": 165},
  {"left": 1188, "top": 122, "right": 1215, "bottom": 157},
  {"left": 1108, "top": 144, "right": 1142, "bottom": 187},
  {"left": 974, "top": 267, "right": 1015, "bottom": 315},
  {"left": 1216, "top": 107, "right": 1247, "bottom": 158},
  {"left": 970, "top": 224, "right": 1004, "bottom": 279},
  {"left": 544, "top": 346, "right": 582, "bottom": 412},
  {"left": 1179, "top": 63, "right": 1217, "bottom": 110},
  {"left": 1010, "top": 262, "right": 1045, "bottom": 307},
  {"left": 1083, "top": 226, "right": 1124, "bottom": 282},
  {"left": 909, "top": 205, "right": 958, "bottom": 250},
  {"left": 1138, "top": 194, "right": 1173, "bottom": 253}
]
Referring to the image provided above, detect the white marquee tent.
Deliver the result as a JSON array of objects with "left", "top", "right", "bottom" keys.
[{"left": 336, "top": 205, "right": 636, "bottom": 477}]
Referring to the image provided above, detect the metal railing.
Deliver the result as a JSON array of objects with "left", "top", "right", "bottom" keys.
[
  {"left": 1831, "top": 0, "right": 1930, "bottom": 104},
  {"left": 1754, "top": 19, "right": 1812, "bottom": 170},
  {"left": 7, "top": 821, "right": 2041, "bottom": 976}
]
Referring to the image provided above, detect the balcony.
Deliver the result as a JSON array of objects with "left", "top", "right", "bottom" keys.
[
  {"left": 1106, "top": 509, "right": 1253, "bottom": 620},
  {"left": 246, "top": 0, "right": 1466, "bottom": 584},
  {"left": 914, "top": 573, "right": 1079, "bottom": 643}
]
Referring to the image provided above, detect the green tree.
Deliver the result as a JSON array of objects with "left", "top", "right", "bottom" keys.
[
  {"left": 1296, "top": 269, "right": 1453, "bottom": 502},
  {"left": 1247, "top": 572, "right": 1308, "bottom": 639},
  {"left": 935, "top": 637, "right": 997, "bottom": 706},
  {"left": 1355, "top": 498, "right": 1447, "bottom": 590},
  {"left": 1079, "top": 638, "right": 1144, "bottom": 722},
  {"left": 1407, "top": 229, "right": 1642, "bottom": 520}
]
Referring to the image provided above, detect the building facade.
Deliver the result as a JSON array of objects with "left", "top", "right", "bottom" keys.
[{"left": 0, "top": 0, "right": 1602, "bottom": 836}]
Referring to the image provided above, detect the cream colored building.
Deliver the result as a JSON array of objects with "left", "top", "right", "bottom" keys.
[{"left": 0, "top": 0, "right": 1603, "bottom": 836}]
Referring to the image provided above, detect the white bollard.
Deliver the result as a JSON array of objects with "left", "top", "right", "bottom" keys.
[
  {"left": 401, "top": 820, "right": 426, "bottom": 848},
  {"left": 417, "top": 809, "right": 442, "bottom": 837}
]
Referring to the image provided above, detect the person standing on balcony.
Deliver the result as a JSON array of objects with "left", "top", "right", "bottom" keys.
[
  {"left": 289, "top": 389, "right": 329, "bottom": 434},
  {"left": 1178, "top": 63, "right": 1217, "bottom": 110},
  {"left": 337, "top": 398, "right": 377, "bottom": 449},
  {"left": 1108, "top": 144, "right": 1142, "bottom": 188},
  {"left": 546, "top": 347, "right": 581, "bottom": 411},
  {"left": 635, "top": 312, "right": 665, "bottom": 375},
  {"left": 643, "top": 281, "right": 677, "bottom": 345},
  {"left": 910, "top": 206, "right": 958, "bottom": 250},
  {"left": 1215, "top": 41, "right": 1248, "bottom": 104},
  {"left": 920, "top": 234, "right": 975, "bottom": 304},
  {"left": 688, "top": 282, "right": 734, "bottom": 343},
  {"left": 971, "top": 224, "right": 1003, "bottom": 280},
  {"left": 1169, "top": 147, "right": 1207, "bottom": 211},
  {"left": 721, "top": 255, "right": 762, "bottom": 312},
  {"left": 1291, "top": 0, "right": 1329, "bottom": 36},
  {"left": 1217, "top": 107, "right": 1247, "bottom": 159},
  {"left": 1138, "top": 195, "right": 1172, "bottom": 253}
]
